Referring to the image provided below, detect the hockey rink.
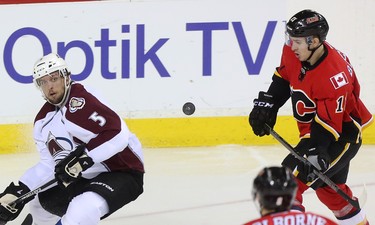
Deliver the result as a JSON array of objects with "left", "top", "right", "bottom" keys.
[{"left": 1, "top": 145, "right": 374, "bottom": 225}]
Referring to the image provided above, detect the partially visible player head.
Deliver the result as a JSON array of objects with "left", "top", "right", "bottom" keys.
[
  {"left": 285, "top": 9, "right": 329, "bottom": 62},
  {"left": 252, "top": 166, "right": 297, "bottom": 216},
  {"left": 33, "top": 53, "right": 71, "bottom": 106}
]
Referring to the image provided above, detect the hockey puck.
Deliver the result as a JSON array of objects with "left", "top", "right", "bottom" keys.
[{"left": 182, "top": 102, "right": 195, "bottom": 115}]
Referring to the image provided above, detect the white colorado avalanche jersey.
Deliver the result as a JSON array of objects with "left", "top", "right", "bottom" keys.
[{"left": 20, "top": 83, "right": 144, "bottom": 190}]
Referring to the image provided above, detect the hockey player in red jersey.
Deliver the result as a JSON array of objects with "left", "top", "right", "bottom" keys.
[
  {"left": 244, "top": 166, "right": 338, "bottom": 225},
  {"left": 0, "top": 53, "right": 144, "bottom": 225},
  {"left": 249, "top": 10, "right": 372, "bottom": 225}
]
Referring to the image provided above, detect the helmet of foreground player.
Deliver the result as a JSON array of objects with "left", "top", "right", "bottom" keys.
[
  {"left": 252, "top": 166, "right": 297, "bottom": 213},
  {"left": 33, "top": 53, "right": 70, "bottom": 82},
  {"left": 286, "top": 9, "right": 329, "bottom": 42},
  {"left": 33, "top": 53, "right": 72, "bottom": 106}
]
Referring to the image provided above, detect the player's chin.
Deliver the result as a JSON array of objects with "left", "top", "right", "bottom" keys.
[
  {"left": 297, "top": 56, "right": 306, "bottom": 62},
  {"left": 47, "top": 96, "right": 62, "bottom": 104},
  {"left": 297, "top": 54, "right": 309, "bottom": 61}
]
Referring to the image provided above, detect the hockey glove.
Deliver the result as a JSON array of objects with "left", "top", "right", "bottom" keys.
[
  {"left": 55, "top": 145, "right": 94, "bottom": 188},
  {"left": 0, "top": 182, "right": 31, "bottom": 222},
  {"left": 299, "top": 147, "right": 330, "bottom": 182},
  {"left": 249, "top": 91, "right": 278, "bottom": 136},
  {"left": 282, "top": 138, "right": 312, "bottom": 170}
]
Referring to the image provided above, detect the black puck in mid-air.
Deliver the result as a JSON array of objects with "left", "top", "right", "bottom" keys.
[{"left": 182, "top": 102, "right": 195, "bottom": 115}]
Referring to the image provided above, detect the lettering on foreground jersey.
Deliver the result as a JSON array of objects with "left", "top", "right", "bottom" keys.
[{"left": 244, "top": 211, "right": 338, "bottom": 225}]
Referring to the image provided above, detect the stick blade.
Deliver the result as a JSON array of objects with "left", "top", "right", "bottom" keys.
[
  {"left": 358, "top": 183, "right": 368, "bottom": 208},
  {"left": 21, "top": 214, "right": 33, "bottom": 225}
]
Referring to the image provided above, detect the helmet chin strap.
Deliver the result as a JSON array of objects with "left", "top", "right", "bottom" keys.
[
  {"left": 45, "top": 76, "right": 72, "bottom": 107},
  {"left": 305, "top": 36, "right": 323, "bottom": 63},
  {"left": 299, "top": 37, "right": 323, "bottom": 81},
  {"left": 56, "top": 79, "right": 72, "bottom": 108}
]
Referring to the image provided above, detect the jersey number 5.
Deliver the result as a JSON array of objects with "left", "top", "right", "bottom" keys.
[{"left": 89, "top": 112, "right": 106, "bottom": 127}]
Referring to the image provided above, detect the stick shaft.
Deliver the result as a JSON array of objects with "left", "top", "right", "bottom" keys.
[
  {"left": 0, "top": 180, "right": 56, "bottom": 225},
  {"left": 266, "top": 124, "right": 360, "bottom": 209},
  {"left": 10, "top": 178, "right": 57, "bottom": 207}
]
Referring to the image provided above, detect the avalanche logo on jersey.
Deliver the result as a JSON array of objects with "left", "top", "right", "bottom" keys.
[
  {"left": 47, "top": 132, "right": 73, "bottom": 164},
  {"left": 330, "top": 72, "right": 348, "bottom": 89},
  {"left": 69, "top": 97, "right": 85, "bottom": 113}
]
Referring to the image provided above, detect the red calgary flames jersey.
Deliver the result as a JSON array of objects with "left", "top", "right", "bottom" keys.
[
  {"left": 275, "top": 42, "right": 373, "bottom": 139},
  {"left": 243, "top": 211, "right": 338, "bottom": 225}
]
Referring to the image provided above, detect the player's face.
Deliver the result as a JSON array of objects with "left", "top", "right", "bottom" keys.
[
  {"left": 37, "top": 71, "right": 66, "bottom": 104},
  {"left": 289, "top": 37, "right": 311, "bottom": 61}
]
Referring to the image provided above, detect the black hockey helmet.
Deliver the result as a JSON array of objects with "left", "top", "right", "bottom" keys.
[
  {"left": 252, "top": 166, "right": 297, "bottom": 213},
  {"left": 286, "top": 9, "right": 329, "bottom": 42}
]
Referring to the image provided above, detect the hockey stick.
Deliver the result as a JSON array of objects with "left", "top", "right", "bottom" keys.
[
  {"left": 0, "top": 213, "right": 32, "bottom": 225},
  {"left": 265, "top": 124, "right": 361, "bottom": 209},
  {"left": 10, "top": 178, "right": 57, "bottom": 207},
  {"left": 0, "top": 179, "right": 56, "bottom": 225},
  {"left": 20, "top": 214, "right": 32, "bottom": 225}
]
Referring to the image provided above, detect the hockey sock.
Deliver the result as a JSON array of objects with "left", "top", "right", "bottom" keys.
[
  {"left": 291, "top": 178, "right": 308, "bottom": 212},
  {"left": 316, "top": 184, "right": 356, "bottom": 217},
  {"left": 336, "top": 209, "right": 369, "bottom": 225}
]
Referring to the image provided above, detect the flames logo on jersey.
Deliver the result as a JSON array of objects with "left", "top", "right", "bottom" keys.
[
  {"left": 69, "top": 97, "right": 85, "bottom": 113},
  {"left": 330, "top": 72, "right": 349, "bottom": 89}
]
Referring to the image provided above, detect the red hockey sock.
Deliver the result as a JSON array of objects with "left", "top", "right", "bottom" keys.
[
  {"left": 316, "top": 184, "right": 356, "bottom": 217},
  {"left": 291, "top": 179, "right": 309, "bottom": 212}
]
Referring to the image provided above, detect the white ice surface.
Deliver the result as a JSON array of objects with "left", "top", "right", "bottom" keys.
[{"left": 1, "top": 145, "right": 374, "bottom": 225}]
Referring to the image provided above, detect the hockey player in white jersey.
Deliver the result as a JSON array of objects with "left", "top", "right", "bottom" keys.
[{"left": 0, "top": 53, "right": 144, "bottom": 225}]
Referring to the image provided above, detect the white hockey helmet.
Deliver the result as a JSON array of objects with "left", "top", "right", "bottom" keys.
[
  {"left": 33, "top": 53, "right": 72, "bottom": 106},
  {"left": 33, "top": 53, "right": 70, "bottom": 82}
]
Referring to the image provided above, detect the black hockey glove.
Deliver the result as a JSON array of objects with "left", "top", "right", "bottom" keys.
[
  {"left": 0, "top": 182, "right": 31, "bottom": 222},
  {"left": 299, "top": 147, "right": 330, "bottom": 182},
  {"left": 249, "top": 91, "right": 278, "bottom": 137},
  {"left": 55, "top": 145, "right": 94, "bottom": 188},
  {"left": 282, "top": 138, "right": 312, "bottom": 170}
]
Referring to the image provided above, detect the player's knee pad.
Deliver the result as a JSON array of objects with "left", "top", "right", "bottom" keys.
[
  {"left": 60, "top": 191, "right": 109, "bottom": 225},
  {"left": 29, "top": 197, "right": 60, "bottom": 225}
]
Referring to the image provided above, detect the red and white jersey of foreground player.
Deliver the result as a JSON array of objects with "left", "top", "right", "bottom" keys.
[{"left": 244, "top": 211, "right": 338, "bottom": 225}]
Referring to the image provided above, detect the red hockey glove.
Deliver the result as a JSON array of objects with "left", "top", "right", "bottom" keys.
[
  {"left": 249, "top": 91, "right": 278, "bottom": 137},
  {"left": 54, "top": 145, "right": 94, "bottom": 188}
]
